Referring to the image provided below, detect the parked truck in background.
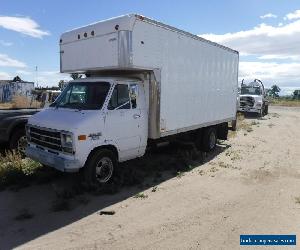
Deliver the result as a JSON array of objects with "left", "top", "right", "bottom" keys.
[
  {"left": 0, "top": 109, "right": 39, "bottom": 153},
  {"left": 238, "top": 79, "right": 268, "bottom": 117},
  {"left": 0, "top": 90, "right": 61, "bottom": 153},
  {"left": 26, "top": 14, "right": 239, "bottom": 184}
]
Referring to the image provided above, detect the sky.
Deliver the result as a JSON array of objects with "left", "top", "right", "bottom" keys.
[{"left": 0, "top": 0, "right": 300, "bottom": 95}]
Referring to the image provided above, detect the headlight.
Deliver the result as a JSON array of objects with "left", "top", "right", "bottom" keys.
[{"left": 61, "top": 133, "right": 73, "bottom": 148}]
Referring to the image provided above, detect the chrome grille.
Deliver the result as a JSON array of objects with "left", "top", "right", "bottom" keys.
[
  {"left": 29, "top": 126, "right": 62, "bottom": 151},
  {"left": 240, "top": 96, "right": 254, "bottom": 108}
]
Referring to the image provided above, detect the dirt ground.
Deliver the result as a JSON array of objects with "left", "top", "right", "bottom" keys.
[{"left": 1, "top": 106, "right": 300, "bottom": 250}]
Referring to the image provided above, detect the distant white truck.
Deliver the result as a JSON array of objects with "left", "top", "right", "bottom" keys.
[
  {"left": 238, "top": 79, "right": 268, "bottom": 117},
  {"left": 26, "top": 14, "right": 239, "bottom": 184}
]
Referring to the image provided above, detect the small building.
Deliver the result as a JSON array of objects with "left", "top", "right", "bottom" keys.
[{"left": 0, "top": 77, "right": 34, "bottom": 103}]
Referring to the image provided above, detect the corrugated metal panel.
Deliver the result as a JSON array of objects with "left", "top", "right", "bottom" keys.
[{"left": 0, "top": 81, "right": 34, "bottom": 103}]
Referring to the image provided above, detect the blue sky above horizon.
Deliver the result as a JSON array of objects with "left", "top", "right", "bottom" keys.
[{"left": 0, "top": 0, "right": 300, "bottom": 95}]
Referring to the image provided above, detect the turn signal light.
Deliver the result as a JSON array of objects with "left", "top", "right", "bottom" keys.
[{"left": 78, "top": 135, "right": 87, "bottom": 141}]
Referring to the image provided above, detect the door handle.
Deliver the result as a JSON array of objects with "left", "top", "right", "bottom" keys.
[{"left": 133, "top": 114, "right": 140, "bottom": 119}]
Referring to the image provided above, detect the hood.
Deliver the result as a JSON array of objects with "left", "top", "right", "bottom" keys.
[
  {"left": 28, "top": 108, "right": 104, "bottom": 132},
  {"left": 240, "top": 94, "right": 263, "bottom": 100},
  {"left": 239, "top": 94, "right": 261, "bottom": 98}
]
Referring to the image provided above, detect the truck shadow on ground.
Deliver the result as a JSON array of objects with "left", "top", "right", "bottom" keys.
[
  {"left": 243, "top": 112, "right": 268, "bottom": 120},
  {"left": 0, "top": 141, "right": 230, "bottom": 249}
]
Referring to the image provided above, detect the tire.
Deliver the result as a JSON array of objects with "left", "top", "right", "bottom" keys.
[
  {"left": 231, "top": 119, "right": 237, "bottom": 131},
  {"left": 201, "top": 127, "right": 217, "bottom": 152},
  {"left": 264, "top": 105, "right": 268, "bottom": 115},
  {"left": 217, "top": 122, "right": 228, "bottom": 140},
  {"left": 83, "top": 149, "right": 117, "bottom": 185},
  {"left": 258, "top": 107, "right": 263, "bottom": 118},
  {"left": 9, "top": 128, "right": 27, "bottom": 154}
]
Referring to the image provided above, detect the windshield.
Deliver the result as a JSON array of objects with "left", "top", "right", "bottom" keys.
[
  {"left": 50, "top": 82, "right": 110, "bottom": 110},
  {"left": 241, "top": 86, "right": 262, "bottom": 95}
]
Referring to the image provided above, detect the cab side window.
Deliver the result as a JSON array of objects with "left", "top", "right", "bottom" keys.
[
  {"left": 129, "top": 84, "right": 138, "bottom": 109},
  {"left": 108, "top": 84, "right": 130, "bottom": 110}
]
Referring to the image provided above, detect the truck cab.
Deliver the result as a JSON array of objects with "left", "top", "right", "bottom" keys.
[
  {"left": 26, "top": 77, "right": 148, "bottom": 182},
  {"left": 238, "top": 79, "right": 268, "bottom": 117}
]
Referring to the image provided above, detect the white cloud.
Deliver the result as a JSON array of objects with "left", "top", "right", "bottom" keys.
[
  {"left": 0, "top": 16, "right": 50, "bottom": 38},
  {"left": 199, "top": 10, "right": 300, "bottom": 92},
  {"left": 13, "top": 70, "right": 70, "bottom": 87},
  {"left": 35, "top": 71, "right": 71, "bottom": 87},
  {"left": 200, "top": 20, "right": 300, "bottom": 59},
  {"left": 0, "top": 54, "right": 26, "bottom": 68},
  {"left": 260, "top": 13, "right": 277, "bottom": 19},
  {"left": 0, "top": 72, "right": 10, "bottom": 79},
  {"left": 16, "top": 70, "right": 32, "bottom": 75},
  {"left": 239, "top": 61, "right": 300, "bottom": 88},
  {"left": 0, "top": 40, "right": 13, "bottom": 46},
  {"left": 2, "top": 69, "right": 70, "bottom": 86},
  {"left": 258, "top": 55, "right": 300, "bottom": 61},
  {"left": 284, "top": 9, "right": 300, "bottom": 20}
]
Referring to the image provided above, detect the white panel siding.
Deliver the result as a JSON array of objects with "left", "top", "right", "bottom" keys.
[{"left": 132, "top": 20, "right": 238, "bottom": 134}]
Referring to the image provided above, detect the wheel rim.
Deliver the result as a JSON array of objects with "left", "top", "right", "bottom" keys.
[
  {"left": 17, "top": 135, "right": 27, "bottom": 154},
  {"left": 209, "top": 131, "right": 216, "bottom": 149},
  {"left": 95, "top": 157, "right": 113, "bottom": 183}
]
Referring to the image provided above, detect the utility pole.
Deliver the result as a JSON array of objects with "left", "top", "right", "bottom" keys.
[{"left": 35, "top": 66, "right": 39, "bottom": 88}]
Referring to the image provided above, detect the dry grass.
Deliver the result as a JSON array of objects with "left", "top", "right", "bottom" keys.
[
  {"left": 234, "top": 112, "right": 253, "bottom": 132},
  {"left": 270, "top": 98, "right": 300, "bottom": 107},
  {"left": 134, "top": 192, "right": 148, "bottom": 199},
  {"left": 0, "top": 95, "right": 41, "bottom": 109},
  {"left": 0, "top": 151, "right": 42, "bottom": 189},
  {"left": 0, "top": 151, "right": 60, "bottom": 190},
  {"left": 0, "top": 102, "right": 13, "bottom": 109}
]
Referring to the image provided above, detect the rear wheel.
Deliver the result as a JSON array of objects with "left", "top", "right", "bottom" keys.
[
  {"left": 83, "top": 149, "right": 117, "bottom": 184},
  {"left": 9, "top": 128, "right": 27, "bottom": 155},
  {"left": 201, "top": 127, "right": 217, "bottom": 152},
  {"left": 231, "top": 119, "right": 237, "bottom": 131}
]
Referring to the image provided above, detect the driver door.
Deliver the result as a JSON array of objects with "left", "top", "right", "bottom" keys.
[{"left": 104, "top": 82, "right": 142, "bottom": 161}]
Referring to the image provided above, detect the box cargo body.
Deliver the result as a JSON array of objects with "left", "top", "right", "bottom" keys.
[{"left": 60, "top": 14, "right": 239, "bottom": 139}]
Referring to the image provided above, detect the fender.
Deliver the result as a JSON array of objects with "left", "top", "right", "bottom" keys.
[{"left": 0, "top": 115, "right": 30, "bottom": 142}]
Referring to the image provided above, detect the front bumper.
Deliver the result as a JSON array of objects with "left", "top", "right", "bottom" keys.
[
  {"left": 238, "top": 107, "right": 261, "bottom": 113},
  {"left": 26, "top": 146, "right": 81, "bottom": 172}
]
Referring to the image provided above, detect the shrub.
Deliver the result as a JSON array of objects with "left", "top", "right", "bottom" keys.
[{"left": 0, "top": 151, "right": 42, "bottom": 189}]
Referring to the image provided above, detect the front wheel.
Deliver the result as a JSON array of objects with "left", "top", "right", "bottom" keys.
[
  {"left": 264, "top": 105, "right": 269, "bottom": 115},
  {"left": 9, "top": 128, "right": 27, "bottom": 155},
  {"left": 83, "top": 149, "right": 117, "bottom": 184},
  {"left": 258, "top": 107, "right": 264, "bottom": 118}
]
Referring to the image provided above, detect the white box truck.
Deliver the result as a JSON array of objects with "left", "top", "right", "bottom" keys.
[{"left": 26, "top": 14, "right": 239, "bottom": 184}]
